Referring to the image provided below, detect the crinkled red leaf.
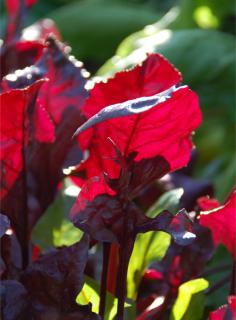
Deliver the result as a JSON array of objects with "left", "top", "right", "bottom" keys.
[
  {"left": 0, "top": 80, "right": 47, "bottom": 199},
  {"left": 81, "top": 53, "right": 182, "bottom": 118},
  {"left": 74, "top": 54, "right": 201, "bottom": 183},
  {"left": 199, "top": 190, "right": 236, "bottom": 258}
]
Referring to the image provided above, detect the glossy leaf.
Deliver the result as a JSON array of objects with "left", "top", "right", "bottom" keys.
[{"left": 74, "top": 85, "right": 179, "bottom": 137}]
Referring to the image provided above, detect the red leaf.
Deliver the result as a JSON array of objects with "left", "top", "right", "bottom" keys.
[
  {"left": 0, "top": 80, "right": 45, "bottom": 199},
  {"left": 75, "top": 53, "right": 201, "bottom": 183},
  {"left": 81, "top": 53, "right": 182, "bottom": 119},
  {"left": 5, "top": 0, "right": 36, "bottom": 15},
  {"left": 4, "top": 0, "right": 37, "bottom": 44},
  {"left": 199, "top": 190, "right": 236, "bottom": 258},
  {"left": 33, "top": 103, "right": 55, "bottom": 143},
  {"left": 209, "top": 295, "right": 236, "bottom": 320},
  {"left": 37, "top": 37, "right": 89, "bottom": 125},
  {"left": 197, "top": 196, "right": 220, "bottom": 211},
  {"left": 1, "top": 38, "right": 88, "bottom": 231}
]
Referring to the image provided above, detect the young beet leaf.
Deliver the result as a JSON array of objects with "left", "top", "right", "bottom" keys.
[
  {"left": 71, "top": 53, "right": 202, "bottom": 319},
  {"left": 72, "top": 53, "right": 201, "bottom": 184}
]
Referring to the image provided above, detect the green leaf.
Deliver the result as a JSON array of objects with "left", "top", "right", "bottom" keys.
[
  {"left": 171, "top": 278, "right": 209, "bottom": 320},
  {"left": 127, "top": 231, "right": 171, "bottom": 299},
  {"left": 205, "top": 245, "right": 231, "bottom": 310},
  {"left": 32, "top": 191, "right": 65, "bottom": 249},
  {"left": 76, "top": 277, "right": 100, "bottom": 313},
  {"left": 32, "top": 181, "right": 82, "bottom": 249},
  {"left": 49, "top": 0, "right": 161, "bottom": 63},
  {"left": 76, "top": 275, "right": 135, "bottom": 320},
  {"left": 127, "top": 189, "right": 183, "bottom": 299},
  {"left": 147, "top": 188, "right": 184, "bottom": 218}
]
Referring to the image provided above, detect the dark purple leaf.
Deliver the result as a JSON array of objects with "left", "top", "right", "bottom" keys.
[
  {"left": 105, "top": 151, "right": 170, "bottom": 199},
  {"left": 171, "top": 172, "right": 214, "bottom": 211},
  {"left": 136, "top": 209, "right": 196, "bottom": 246},
  {"left": 137, "top": 222, "right": 214, "bottom": 319},
  {"left": 71, "top": 175, "right": 195, "bottom": 245},
  {"left": 4, "top": 0, "right": 37, "bottom": 44},
  {"left": 0, "top": 40, "right": 44, "bottom": 80},
  {"left": 0, "top": 214, "right": 10, "bottom": 238},
  {"left": 21, "top": 235, "right": 91, "bottom": 317},
  {"left": 0, "top": 280, "right": 29, "bottom": 320}
]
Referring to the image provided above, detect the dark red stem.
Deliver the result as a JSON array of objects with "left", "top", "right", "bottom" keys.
[
  {"left": 21, "top": 105, "right": 29, "bottom": 270},
  {"left": 107, "top": 244, "right": 119, "bottom": 294},
  {"left": 230, "top": 260, "right": 236, "bottom": 295},
  {"left": 99, "top": 242, "right": 111, "bottom": 319},
  {"left": 115, "top": 212, "right": 135, "bottom": 320}
]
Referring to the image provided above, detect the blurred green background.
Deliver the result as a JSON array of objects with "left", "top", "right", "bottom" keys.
[{"left": 1, "top": 0, "right": 235, "bottom": 202}]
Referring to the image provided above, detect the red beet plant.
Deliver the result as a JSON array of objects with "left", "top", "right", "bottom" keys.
[{"left": 0, "top": 1, "right": 235, "bottom": 320}]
